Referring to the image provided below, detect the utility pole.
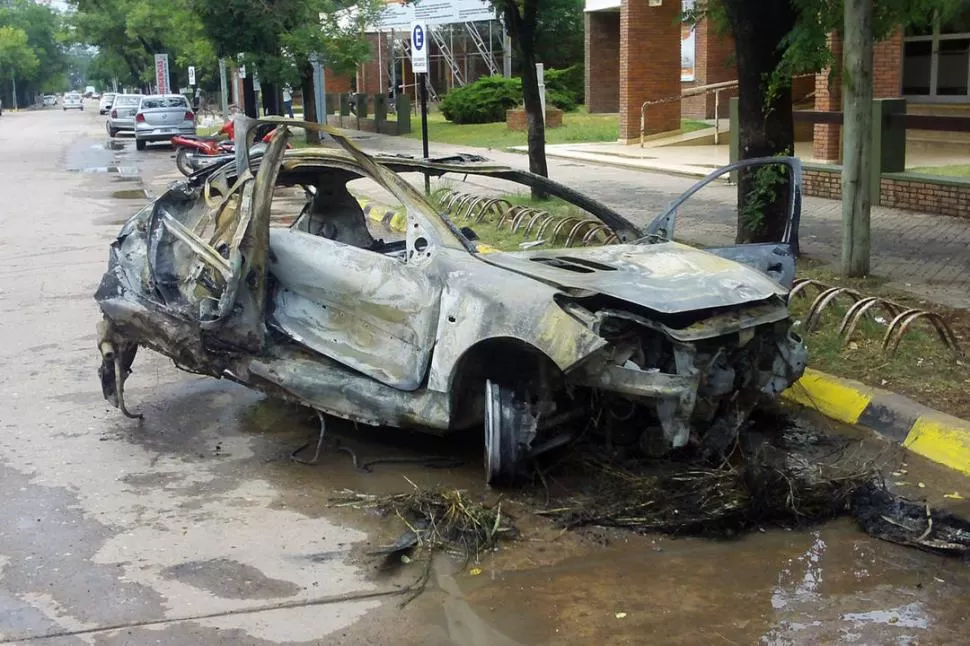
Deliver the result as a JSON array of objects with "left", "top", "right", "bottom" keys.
[
  {"left": 841, "top": 0, "right": 874, "bottom": 277},
  {"left": 218, "top": 58, "right": 229, "bottom": 119}
]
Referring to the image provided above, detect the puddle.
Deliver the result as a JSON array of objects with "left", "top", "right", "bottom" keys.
[
  {"left": 111, "top": 188, "right": 147, "bottom": 200},
  {"left": 81, "top": 165, "right": 140, "bottom": 178},
  {"left": 93, "top": 376, "right": 970, "bottom": 645}
]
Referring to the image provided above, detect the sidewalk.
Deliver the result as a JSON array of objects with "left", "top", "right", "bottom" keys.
[
  {"left": 347, "top": 131, "right": 970, "bottom": 309},
  {"left": 510, "top": 140, "right": 970, "bottom": 180}
]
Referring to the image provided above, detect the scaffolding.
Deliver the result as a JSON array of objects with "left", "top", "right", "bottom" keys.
[{"left": 378, "top": 20, "right": 509, "bottom": 102}]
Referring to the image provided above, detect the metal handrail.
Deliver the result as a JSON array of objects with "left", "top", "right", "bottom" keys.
[{"left": 639, "top": 75, "right": 815, "bottom": 151}]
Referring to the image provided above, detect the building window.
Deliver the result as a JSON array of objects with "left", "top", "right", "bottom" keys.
[
  {"left": 681, "top": 0, "right": 695, "bottom": 82},
  {"left": 903, "top": 13, "right": 970, "bottom": 101}
]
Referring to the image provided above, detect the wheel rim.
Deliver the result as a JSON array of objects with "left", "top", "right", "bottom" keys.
[{"left": 484, "top": 380, "right": 500, "bottom": 482}]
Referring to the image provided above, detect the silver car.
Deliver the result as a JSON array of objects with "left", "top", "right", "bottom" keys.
[
  {"left": 106, "top": 94, "right": 143, "bottom": 137},
  {"left": 133, "top": 94, "right": 195, "bottom": 150},
  {"left": 94, "top": 117, "right": 808, "bottom": 485},
  {"left": 98, "top": 92, "right": 116, "bottom": 115},
  {"left": 63, "top": 93, "right": 83, "bottom": 111}
]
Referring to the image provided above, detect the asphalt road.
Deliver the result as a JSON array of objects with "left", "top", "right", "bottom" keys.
[{"left": 1, "top": 104, "right": 969, "bottom": 645}]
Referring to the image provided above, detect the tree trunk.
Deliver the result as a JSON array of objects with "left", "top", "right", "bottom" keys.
[
  {"left": 841, "top": 0, "right": 873, "bottom": 277},
  {"left": 261, "top": 81, "right": 279, "bottom": 116},
  {"left": 722, "top": 0, "right": 797, "bottom": 244},
  {"left": 242, "top": 75, "right": 258, "bottom": 118},
  {"left": 299, "top": 59, "right": 321, "bottom": 145},
  {"left": 503, "top": 1, "right": 548, "bottom": 200}
]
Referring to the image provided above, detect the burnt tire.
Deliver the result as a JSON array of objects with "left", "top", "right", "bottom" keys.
[
  {"left": 175, "top": 147, "right": 193, "bottom": 176},
  {"left": 484, "top": 380, "right": 535, "bottom": 486}
]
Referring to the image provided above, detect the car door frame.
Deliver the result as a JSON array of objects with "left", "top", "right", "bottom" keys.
[{"left": 641, "top": 156, "right": 802, "bottom": 287}]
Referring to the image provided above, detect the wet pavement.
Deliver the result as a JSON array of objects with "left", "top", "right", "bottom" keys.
[{"left": 1, "top": 105, "right": 969, "bottom": 645}]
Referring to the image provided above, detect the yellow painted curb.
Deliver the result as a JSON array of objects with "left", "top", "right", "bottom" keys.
[
  {"left": 784, "top": 367, "right": 970, "bottom": 476},
  {"left": 358, "top": 197, "right": 407, "bottom": 233},
  {"left": 781, "top": 368, "right": 872, "bottom": 426},
  {"left": 904, "top": 415, "right": 970, "bottom": 477}
]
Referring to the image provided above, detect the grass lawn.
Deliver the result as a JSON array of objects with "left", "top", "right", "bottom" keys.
[
  {"left": 404, "top": 110, "right": 709, "bottom": 149},
  {"left": 908, "top": 164, "right": 970, "bottom": 178}
]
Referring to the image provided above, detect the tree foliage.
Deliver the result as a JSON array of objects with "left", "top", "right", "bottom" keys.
[
  {"left": 70, "top": 0, "right": 214, "bottom": 90},
  {"left": 533, "top": 0, "right": 584, "bottom": 71},
  {"left": 686, "top": 0, "right": 965, "bottom": 243},
  {"left": 0, "top": 26, "right": 38, "bottom": 81},
  {"left": 0, "top": 0, "right": 67, "bottom": 100}
]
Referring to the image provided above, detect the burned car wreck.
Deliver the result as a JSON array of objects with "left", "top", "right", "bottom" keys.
[{"left": 95, "top": 117, "right": 807, "bottom": 484}]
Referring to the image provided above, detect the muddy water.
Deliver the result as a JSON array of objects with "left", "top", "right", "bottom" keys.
[{"left": 197, "top": 393, "right": 970, "bottom": 645}]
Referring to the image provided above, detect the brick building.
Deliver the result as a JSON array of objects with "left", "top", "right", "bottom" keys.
[{"left": 586, "top": 0, "right": 970, "bottom": 155}]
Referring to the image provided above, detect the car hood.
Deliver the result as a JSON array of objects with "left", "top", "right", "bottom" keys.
[{"left": 479, "top": 242, "right": 788, "bottom": 314}]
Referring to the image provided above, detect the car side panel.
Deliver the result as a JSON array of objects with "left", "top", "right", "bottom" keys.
[
  {"left": 267, "top": 228, "right": 441, "bottom": 392},
  {"left": 425, "top": 252, "right": 607, "bottom": 393}
]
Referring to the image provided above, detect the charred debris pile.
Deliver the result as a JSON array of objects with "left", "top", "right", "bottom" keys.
[{"left": 332, "top": 419, "right": 970, "bottom": 563}]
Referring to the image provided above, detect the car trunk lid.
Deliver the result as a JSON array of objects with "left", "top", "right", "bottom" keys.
[{"left": 140, "top": 98, "right": 189, "bottom": 126}]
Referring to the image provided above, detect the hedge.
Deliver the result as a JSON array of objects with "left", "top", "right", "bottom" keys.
[{"left": 440, "top": 67, "right": 584, "bottom": 124}]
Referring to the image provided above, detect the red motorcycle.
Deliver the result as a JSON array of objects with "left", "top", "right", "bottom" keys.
[
  {"left": 171, "top": 122, "right": 236, "bottom": 176},
  {"left": 170, "top": 122, "right": 286, "bottom": 176}
]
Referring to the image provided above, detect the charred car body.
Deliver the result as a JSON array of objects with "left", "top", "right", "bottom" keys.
[{"left": 95, "top": 117, "right": 807, "bottom": 484}]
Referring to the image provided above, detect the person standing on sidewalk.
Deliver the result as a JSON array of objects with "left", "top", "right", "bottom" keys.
[{"left": 282, "top": 85, "right": 294, "bottom": 118}]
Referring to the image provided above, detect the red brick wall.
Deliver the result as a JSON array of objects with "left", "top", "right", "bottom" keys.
[
  {"left": 357, "top": 34, "right": 387, "bottom": 95},
  {"left": 619, "top": 0, "right": 681, "bottom": 141},
  {"left": 586, "top": 12, "right": 621, "bottom": 113},
  {"left": 506, "top": 108, "right": 564, "bottom": 131},
  {"left": 880, "top": 176, "right": 970, "bottom": 218},
  {"left": 681, "top": 21, "right": 737, "bottom": 119},
  {"left": 813, "top": 33, "right": 843, "bottom": 163},
  {"left": 874, "top": 30, "right": 903, "bottom": 98},
  {"left": 812, "top": 30, "right": 902, "bottom": 162},
  {"left": 803, "top": 166, "right": 970, "bottom": 219},
  {"left": 326, "top": 70, "right": 352, "bottom": 94},
  {"left": 803, "top": 168, "right": 843, "bottom": 200}
]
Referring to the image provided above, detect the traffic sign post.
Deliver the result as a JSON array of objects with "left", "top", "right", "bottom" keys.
[
  {"left": 411, "top": 22, "right": 431, "bottom": 194},
  {"left": 188, "top": 66, "right": 196, "bottom": 86}
]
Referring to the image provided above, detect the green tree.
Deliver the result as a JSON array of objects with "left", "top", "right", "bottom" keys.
[
  {"left": 494, "top": 0, "right": 548, "bottom": 198},
  {"left": 534, "top": 0, "right": 584, "bottom": 71},
  {"left": 0, "top": 0, "right": 66, "bottom": 104},
  {"left": 193, "top": 0, "right": 381, "bottom": 142},
  {"left": 688, "top": 0, "right": 962, "bottom": 245},
  {"left": 70, "top": 0, "right": 214, "bottom": 91},
  {"left": 0, "top": 26, "right": 39, "bottom": 107}
]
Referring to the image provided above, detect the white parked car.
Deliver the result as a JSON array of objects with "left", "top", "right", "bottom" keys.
[
  {"left": 98, "top": 93, "right": 116, "bottom": 115},
  {"left": 63, "top": 93, "right": 84, "bottom": 111}
]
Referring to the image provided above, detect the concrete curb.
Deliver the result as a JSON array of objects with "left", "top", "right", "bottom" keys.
[{"left": 783, "top": 368, "right": 970, "bottom": 476}]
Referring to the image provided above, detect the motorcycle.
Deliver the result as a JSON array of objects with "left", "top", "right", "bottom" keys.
[{"left": 171, "top": 122, "right": 280, "bottom": 176}]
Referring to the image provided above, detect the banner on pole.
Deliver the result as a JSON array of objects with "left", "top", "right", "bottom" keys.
[{"left": 154, "top": 54, "right": 170, "bottom": 94}]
